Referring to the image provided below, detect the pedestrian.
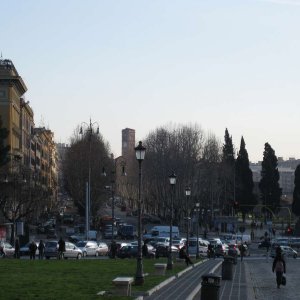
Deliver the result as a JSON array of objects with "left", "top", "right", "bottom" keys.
[
  {"left": 142, "top": 242, "right": 149, "bottom": 258},
  {"left": 251, "top": 230, "right": 255, "bottom": 241},
  {"left": 179, "top": 245, "right": 193, "bottom": 266},
  {"left": 110, "top": 240, "right": 117, "bottom": 259},
  {"left": 14, "top": 238, "right": 20, "bottom": 259},
  {"left": 38, "top": 240, "right": 45, "bottom": 260},
  {"left": 272, "top": 247, "right": 286, "bottom": 289},
  {"left": 240, "top": 243, "right": 246, "bottom": 261},
  {"left": 29, "top": 241, "right": 37, "bottom": 260},
  {"left": 260, "top": 222, "right": 263, "bottom": 230},
  {"left": 57, "top": 237, "right": 65, "bottom": 260}
]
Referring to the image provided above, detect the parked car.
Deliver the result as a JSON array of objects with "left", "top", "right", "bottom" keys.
[
  {"left": 228, "top": 244, "right": 240, "bottom": 257},
  {"left": 172, "top": 238, "right": 186, "bottom": 250},
  {"left": 270, "top": 245, "right": 298, "bottom": 259},
  {"left": 188, "top": 238, "right": 209, "bottom": 255},
  {"left": 44, "top": 241, "right": 83, "bottom": 259},
  {"left": 117, "top": 244, "right": 155, "bottom": 259},
  {"left": 76, "top": 241, "right": 99, "bottom": 257},
  {"left": 96, "top": 242, "right": 109, "bottom": 256},
  {"left": 258, "top": 240, "right": 271, "bottom": 249},
  {"left": 0, "top": 241, "right": 15, "bottom": 257},
  {"left": 155, "top": 243, "right": 179, "bottom": 258},
  {"left": 214, "top": 243, "right": 228, "bottom": 257},
  {"left": 20, "top": 241, "right": 40, "bottom": 256}
]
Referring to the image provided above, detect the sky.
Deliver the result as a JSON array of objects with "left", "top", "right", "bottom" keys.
[{"left": 1, "top": 0, "right": 300, "bottom": 162}]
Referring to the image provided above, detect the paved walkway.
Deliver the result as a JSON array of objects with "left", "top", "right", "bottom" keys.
[{"left": 141, "top": 257, "right": 300, "bottom": 300}]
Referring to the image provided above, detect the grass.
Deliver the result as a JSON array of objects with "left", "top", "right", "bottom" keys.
[{"left": 0, "top": 257, "right": 194, "bottom": 300}]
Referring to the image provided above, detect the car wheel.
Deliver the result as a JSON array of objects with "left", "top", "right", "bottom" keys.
[
  {"left": 83, "top": 252, "right": 87, "bottom": 257},
  {"left": 77, "top": 253, "right": 82, "bottom": 259},
  {"left": 95, "top": 252, "right": 99, "bottom": 257},
  {"left": 294, "top": 254, "right": 297, "bottom": 259},
  {"left": 46, "top": 256, "right": 50, "bottom": 259}
]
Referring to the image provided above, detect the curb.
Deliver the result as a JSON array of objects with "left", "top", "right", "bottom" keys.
[{"left": 138, "top": 259, "right": 208, "bottom": 299}]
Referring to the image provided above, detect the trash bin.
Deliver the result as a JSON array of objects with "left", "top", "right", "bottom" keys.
[
  {"left": 201, "top": 273, "right": 221, "bottom": 300},
  {"left": 222, "top": 256, "right": 234, "bottom": 280}
]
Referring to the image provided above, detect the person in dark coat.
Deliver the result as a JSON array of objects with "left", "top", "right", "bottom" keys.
[
  {"left": 58, "top": 237, "right": 65, "bottom": 260},
  {"left": 38, "top": 240, "right": 45, "bottom": 260},
  {"left": 179, "top": 246, "right": 193, "bottom": 266},
  {"left": 29, "top": 241, "right": 37, "bottom": 260},
  {"left": 110, "top": 240, "right": 117, "bottom": 259},
  {"left": 272, "top": 247, "right": 286, "bottom": 289},
  {"left": 142, "top": 243, "right": 149, "bottom": 258},
  {"left": 14, "top": 238, "right": 20, "bottom": 259}
]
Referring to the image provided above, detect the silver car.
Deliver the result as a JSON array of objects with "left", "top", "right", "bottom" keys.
[
  {"left": 45, "top": 241, "right": 83, "bottom": 259},
  {"left": 0, "top": 241, "right": 15, "bottom": 257},
  {"left": 271, "top": 245, "right": 297, "bottom": 259},
  {"left": 76, "top": 241, "right": 99, "bottom": 257}
]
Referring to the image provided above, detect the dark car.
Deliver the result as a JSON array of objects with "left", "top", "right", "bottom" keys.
[
  {"left": 258, "top": 240, "right": 271, "bottom": 249},
  {"left": 155, "top": 243, "right": 179, "bottom": 258},
  {"left": 117, "top": 244, "right": 155, "bottom": 259}
]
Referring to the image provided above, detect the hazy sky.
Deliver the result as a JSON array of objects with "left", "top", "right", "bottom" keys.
[{"left": 1, "top": 0, "right": 300, "bottom": 162}]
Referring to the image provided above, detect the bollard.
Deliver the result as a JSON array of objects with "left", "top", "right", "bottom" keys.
[
  {"left": 222, "top": 256, "right": 234, "bottom": 280},
  {"left": 201, "top": 273, "right": 221, "bottom": 300}
]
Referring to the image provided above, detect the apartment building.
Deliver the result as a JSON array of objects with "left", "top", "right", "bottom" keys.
[{"left": 0, "top": 58, "right": 58, "bottom": 221}]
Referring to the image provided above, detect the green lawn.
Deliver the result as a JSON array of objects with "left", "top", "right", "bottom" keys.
[{"left": 0, "top": 258, "right": 191, "bottom": 300}]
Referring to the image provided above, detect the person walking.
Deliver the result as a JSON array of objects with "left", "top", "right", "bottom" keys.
[
  {"left": 240, "top": 243, "right": 246, "bottom": 261},
  {"left": 272, "top": 247, "right": 286, "bottom": 289},
  {"left": 110, "top": 240, "right": 117, "bottom": 259},
  {"left": 142, "top": 242, "right": 149, "bottom": 258},
  {"left": 57, "top": 237, "right": 65, "bottom": 260},
  {"left": 38, "top": 240, "right": 45, "bottom": 260},
  {"left": 29, "top": 241, "right": 37, "bottom": 260},
  {"left": 179, "top": 245, "right": 193, "bottom": 266},
  {"left": 14, "top": 238, "right": 20, "bottom": 259}
]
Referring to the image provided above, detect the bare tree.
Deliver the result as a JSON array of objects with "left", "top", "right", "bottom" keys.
[{"left": 63, "top": 127, "right": 112, "bottom": 224}]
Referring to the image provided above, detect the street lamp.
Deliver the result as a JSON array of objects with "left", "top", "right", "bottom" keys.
[
  {"left": 80, "top": 118, "right": 99, "bottom": 240},
  {"left": 185, "top": 186, "right": 191, "bottom": 255},
  {"left": 134, "top": 141, "right": 146, "bottom": 285},
  {"left": 167, "top": 171, "right": 176, "bottom": 270},
  {"left": 195, "top": 202, "right": 200, "bottom": 259}
]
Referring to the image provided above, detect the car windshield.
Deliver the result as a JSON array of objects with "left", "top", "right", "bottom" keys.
[
  {"left": 46, "top": 241, "right": 57, "bottom": 247},
  {"left": 76, "top": 242, "right": 86, "bottom": 247}
]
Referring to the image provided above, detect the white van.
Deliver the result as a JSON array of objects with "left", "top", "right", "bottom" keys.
[
  {"left": 147, "top": 226, "right": 180, "bottom": 238},
  {"left": 188, "top": 238, "right": 209, "bottom": 256}
]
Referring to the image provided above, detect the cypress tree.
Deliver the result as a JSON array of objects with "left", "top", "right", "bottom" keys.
[
  {"left": 258, "top": 143, "right": 281, "bottom": 214},
  {"left": 221, "top": 128, "right": 235, "bottom": 215},
  {"left": 235, "top": 136, "right": 256, "bottom": 219},
  {"left": 292, "top": 165, "right": 300, "bottom": 216}
]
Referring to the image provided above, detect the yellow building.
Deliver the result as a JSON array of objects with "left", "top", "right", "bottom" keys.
[{"left": 0, "top": 59, "right": 27, "bottom": 159}]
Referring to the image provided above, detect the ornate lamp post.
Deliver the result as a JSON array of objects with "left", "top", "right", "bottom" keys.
[
  {"left": 167, "top": 171, "right": 176, "bottom": 270},
  {"left": 185, "top": 186, "right": 191, "bottom": 255},
  {"left": 134, "top": 141, "right": 146, "bottom": 285},
  {"left": 79, "top": 118, "right": 99, "bottom": 240},
  {"left": 195, "top": 202, "right": 200, "bottom": 259}
]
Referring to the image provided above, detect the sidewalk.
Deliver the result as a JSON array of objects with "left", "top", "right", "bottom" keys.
[{"left": 141, "top": 257, "right": 300, "bottom": 300}]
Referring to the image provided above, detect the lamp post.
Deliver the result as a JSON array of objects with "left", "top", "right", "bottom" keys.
[
  {"left": 80, "top": 118, "right": 99, "bottom": 240},
  {"left": 134, "top": 141, "right": 146, "bottom": 285},
  {"left": 195, "top": 202, "right": 200, "bottom": 259},
  {"left": 167, "top": 171, "right": 176, "bottom": 270},
  {"left": 185, "top": 186, "right": 191, "bottom": 255}
]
